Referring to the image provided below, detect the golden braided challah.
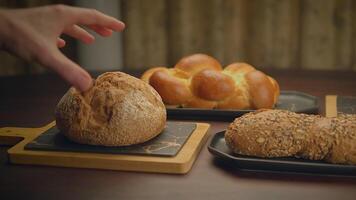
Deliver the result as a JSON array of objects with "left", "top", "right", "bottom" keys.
[{"left": 141, "top": 54, "right": 280, "bottom": 109}]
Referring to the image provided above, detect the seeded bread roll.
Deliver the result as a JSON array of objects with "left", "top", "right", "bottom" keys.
[
  {"left": 55, "top": 72, "right": 167, "bottom": 146},
  {"left": 225, "top": 109, "right": 356, "bottom": 165}
]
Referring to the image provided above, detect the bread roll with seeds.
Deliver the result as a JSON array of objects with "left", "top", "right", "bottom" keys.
[
  {"left": 55, "top": 72, "right": 166, "bottom": 146},
  {"left": 225, "top": 109, "right": 356, "bottom": 165}
]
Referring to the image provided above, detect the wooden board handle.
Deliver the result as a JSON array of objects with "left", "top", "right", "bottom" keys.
[
  {"left": 325, "top": 95, "right": 337, "bottom": 117},
  {"left": 0, "top": 127, "right": 30, "bottom": 145},
  {"left": 0, "top": 121, "right": 55, "bottom": 146}
]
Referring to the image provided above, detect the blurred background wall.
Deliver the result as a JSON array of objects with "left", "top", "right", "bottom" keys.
[
  {"left": 0, "top": 0, "right": 355, "bottom": 76},
  {"left": 76, "top": 0, "right": 123, "bottom": 71}
]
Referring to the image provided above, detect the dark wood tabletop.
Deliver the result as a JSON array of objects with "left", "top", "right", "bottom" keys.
[{"left": 1, "top": 69, "right": 356, "bottom": 200}]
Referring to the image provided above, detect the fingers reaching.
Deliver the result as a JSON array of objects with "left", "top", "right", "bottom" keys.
[
  {"left": 42, "top": 49, "right": 93, "bottom": 92},
  {"left": 57, "top": 38, "right": 66, "bottom": 48},
  {"left": 67, "top": 7, "right": 125, "bottom": 32},
  {"left": 49, "top": 6, "right": 125, "bottom": 91},
  {"left": 88, "top": 25, "right": 113, "bottom": 37},
  {"left": 0, "top": 5, "right": 125, "bottom": 91},
  {"left": 63, "top": 25, "right": 95, "bottom": 44}
]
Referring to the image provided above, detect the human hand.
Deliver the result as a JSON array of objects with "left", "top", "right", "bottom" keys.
[{"left": 0, "top": 4, "right": 125, "bottom": 91}]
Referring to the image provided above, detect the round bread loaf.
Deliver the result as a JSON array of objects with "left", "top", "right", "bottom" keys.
[{"left": 55, "top": 72, "right": 167, "bottom": 146}]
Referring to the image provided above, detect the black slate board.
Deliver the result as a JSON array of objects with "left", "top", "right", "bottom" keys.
[
  {"left": 337, "top": 96, "right": 356, "bottom": 114},
  {"left": 208, "top": 131, "right": 356, "bottom": 176},
  {"left": 167, "top": 90, "right": 319, "bottom": 121},
  {"left": 25, "top": 121, "right": 196, "bottom": 157}
]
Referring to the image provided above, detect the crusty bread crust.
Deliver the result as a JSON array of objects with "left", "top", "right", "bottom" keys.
[
  {"left": 141, "top": 54, "right": 279, "bottom": 110},
  {"left": 225, "top": 109, "right": 356, "bottom": 165},
  {"left": 148, "top": 68, "right": 192, "bottom": 105},
  {"left": 174, "top": 53, "right": 222, "bottom": 75},
  {"left": 55, "top": 72, "right": 167, "bottom": 146}
]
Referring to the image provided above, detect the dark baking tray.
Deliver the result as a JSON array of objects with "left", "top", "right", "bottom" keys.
[
  {"left": 208, "top": 131, "right": 356, "bottom": 176},
  {"left": 337, "top": 96, "right": 356, "bottom": 114},
  {"left": 25, "top": 121, "right": 196, "bottom": 157},
  {"left": 167, "top": 90, "right": 319, "bottom": 121}
]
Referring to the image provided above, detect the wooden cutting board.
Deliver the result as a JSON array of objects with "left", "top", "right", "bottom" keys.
[{"left": 0, "top": 121, "right": 210, "bottom": 174}]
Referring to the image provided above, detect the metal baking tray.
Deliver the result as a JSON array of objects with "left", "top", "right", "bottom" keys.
[
  {"left": 167, "top": 90, "right": 319, "bottom": 121},
  {"left": 208, "top": 131, "right": 356, "bottom": 176}
]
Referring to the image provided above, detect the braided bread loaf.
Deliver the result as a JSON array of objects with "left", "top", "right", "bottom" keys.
[
  {"left": 141, "top": 54, "right": 280, "bottom": 109},
  {"left": 225, "top": 109, "right": 356, "bottom": 165}
]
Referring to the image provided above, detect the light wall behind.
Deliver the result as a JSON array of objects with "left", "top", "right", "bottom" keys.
[{"left": 76, "top": 0, "right": 123, "bottom": 71}]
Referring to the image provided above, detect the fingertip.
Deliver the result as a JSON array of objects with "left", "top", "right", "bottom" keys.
[
  {"left": 40, "top": 49, "right": 93, "bottom": 92},
  {"left": 118, "top": 21, "right": 125, "bottom": 30},
  {"left": 57, "top": 38, "right": 66, "bottom": 48},
  {"left": 111, "top": 20, "right": 125, "bottom": 32},
  {"left": 101, "top": 29, "right": 112, "bottom": 37},
  {"left": 76, "top": 71, "right": 93, "bottom": 92},
  {"left": 83, "top": 35, "right": 95, "bottom": 44},
  {"left": 89, "top": 25, "right": 113, "bottom": 37}
]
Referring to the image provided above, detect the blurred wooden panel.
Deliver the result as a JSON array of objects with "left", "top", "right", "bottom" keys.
[
  {"left": 353, "top": 1, "right": 356, "bottom": 71},
  {"left": 300, "top": 0, "right": 336, "bottom": 70},
  {"left": 142, "top": 0, "right": 355, "bottom": 71},
  {"left": 1, "top": 0, "right": 356, "bottom": 76},
  {"left": 333, "top": 0, "right": 352, "bottom": 70},
  {"left": 121, "top": 0, "right": 144, "bottom": 69},
  {"left": 122, "top": 0, "right": 167, "bottom": 70},
  {"left": 167, "top": 0, "right": 216, "bottom": 65},
  {"left": 245, "top": 0, "right": 269, "bottom": 68},
  {"left": 218, "top": 0, "right": 247, "bottom": 66},
  {"left": 165, "top": 0, "right": 183, "bottom": 64},
  {"left": 246, "top": 0, "right": 300, "bottom": 69},
  {"left": 300, "top": 0, "right": 353, "bottom": 70},
  {"left": 168, "top": 0, "right": 248, "bottom": 66},
  {"left": 204, "top": 0, "right": 225, "bottom": 63}
]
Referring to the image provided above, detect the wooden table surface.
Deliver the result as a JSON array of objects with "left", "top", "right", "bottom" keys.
[{"left": 1, "top": 69, "right": 356, "bottom": 200}]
